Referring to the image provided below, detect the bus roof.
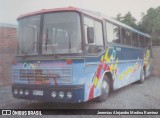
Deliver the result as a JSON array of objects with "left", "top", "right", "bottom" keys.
[
  {"left": 17, "top": 7, "right": 81, "bottom": 20},
  {"left": 81, "top": 8, "right": 151, "bottom": 38},
  {"left": 17, "top": 7, "right": 150, "bottom": 38}
]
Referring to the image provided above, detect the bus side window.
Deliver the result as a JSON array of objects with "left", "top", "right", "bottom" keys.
[
  {"left": 84, "top": 16, "right": 103, "bottom": 54},
  {"left": 132, "top": 32, "right": 139, "bottom": 47},
  {"left": 106, "top": 22, "right": 120, "bottom": 43},
  {"left": 139, "top": 35, "right": 145, "bottom": 48},
  {"left": 94, "top": 21, "right": 103, "bottom": 45},
  {"left": 143, "top": 37, "right": 146, "bottom": 48},
  {"left": 113, "top": 25, "right": 120, "bottom": 43},
  {"left": 144, "top": 37, "right": 147, "bottom": 49},
  {"left": 84, "top": 17, "right": 103, "bottom": 46},
  {"left": 121, "top": 28, "right": 131, "bottom": 45},
  {"left": 146, "top": 37, "right": 151, "bottom": 49}
]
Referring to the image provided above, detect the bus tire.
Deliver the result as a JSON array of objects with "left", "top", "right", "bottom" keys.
[
  {"left": 96, "top": 75, "right": 110, "bottom": 102},
  {"left": 138, "top": 69, "right": 145, "bottom": 83}
]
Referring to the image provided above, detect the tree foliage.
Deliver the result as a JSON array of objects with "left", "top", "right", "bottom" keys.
[
  {"left": 139, "top": 8, "right": 157, "bottom": 33},
  {"left": 115, "top": 7, "right": 160, "bottom": 46},
  {"left": 115, "top": 12, "right": 137, "bottom": 29},
  {"left": 139, "top": 7, "right": 160, "bottom": 46}
]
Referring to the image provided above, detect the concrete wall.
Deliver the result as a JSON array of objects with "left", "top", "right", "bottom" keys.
[
  {"left": 152, "top": 46, "right": 160, "bottom": 77},
  {"left": 0, "top": 24, "right": 17, "bottom": 85}
]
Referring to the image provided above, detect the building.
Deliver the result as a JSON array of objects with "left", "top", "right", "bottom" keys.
[{"left": 0, "top": 23, "right": 17, "bottom": 85}]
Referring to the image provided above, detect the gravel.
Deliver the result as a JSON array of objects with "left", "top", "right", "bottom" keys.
[{"left": 0, "top": 76, "right": 160, "bottom": 118}]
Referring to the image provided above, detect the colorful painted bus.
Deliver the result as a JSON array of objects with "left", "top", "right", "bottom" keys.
[{"left": 12, "top": 7, "right": 152, "bottom": 103}]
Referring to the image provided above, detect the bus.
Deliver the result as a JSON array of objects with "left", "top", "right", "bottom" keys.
[{"left": 12, "top": 7, "right": 152, "bottom": 103}]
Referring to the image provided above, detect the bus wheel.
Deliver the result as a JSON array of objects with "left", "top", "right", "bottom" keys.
[
  {"left": 139, "top": 69, "right": 145, "bottom": 83},
  {"left": 96, "top": 76, "right": 110, "bottom": 102}
]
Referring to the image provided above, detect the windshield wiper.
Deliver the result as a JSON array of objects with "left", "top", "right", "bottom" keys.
[
  {"left": 45, "top": 29, "right": 57, "bottom": 57},
  {"left": 22, "top": 40, "right": 39, "bottom": 59},
  {"left": 18, "top": 47, "right": 27, "bottom": 56},
  {"left": 22, "top": 25, "right": 39, "bottom": 59}
]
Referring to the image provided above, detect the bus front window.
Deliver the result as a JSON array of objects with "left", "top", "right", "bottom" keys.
[
  {"left": 18, "top": 15, "right": 40, "bottom": 56},
  {"left": 42, "top": 12, "right": 82, "bottom": 55}
]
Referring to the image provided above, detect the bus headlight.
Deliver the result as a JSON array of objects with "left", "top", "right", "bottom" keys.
[
  {"left": 19, "top": 89, "right": 23, "bottom": 95},
  {"left": 13, "top": 89, "right": 18, "bottom": 94},
  {"left": 51, "top": 91, "right": 56, "bottom": 98},
  {"left": 59, "top": 91, "right": 64, "bottom": 98},
  {"left": 24, "top": 90, "right": 29, "bottom": 95},
  {"left": 67, "top": 92, "right": 72, "bottom": 99}
]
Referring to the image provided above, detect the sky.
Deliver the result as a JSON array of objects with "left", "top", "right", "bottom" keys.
[{"left": 0, "top": 0, "right": 160, "bottom": 25}]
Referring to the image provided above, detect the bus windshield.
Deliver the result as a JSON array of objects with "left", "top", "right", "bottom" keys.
[
  {"left": 18, "top": 15, "right": 40, "bottom": 55},
  {"left": 42, "top": 12, "right": 82, "bottom": 55},
  {"left": 17, "top": 12, "right": 82, "bottom": 56}
]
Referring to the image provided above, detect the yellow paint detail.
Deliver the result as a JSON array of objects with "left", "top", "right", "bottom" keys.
[
  {"left": 94, "top": 48, "right": 119, "bottom": 89},
  {"left": 104, "top": 49, "right": 110, "bottom": 62},
  {"left": 144, "top": 50, "right": 150, "bottom": 67},
  {"left": 119, "top": 62, "right": 140, "bottom": 80},
  {"left": 93, "top": 76, "right": 99, "bottom": 87},
  {"left": 102, "top": 49, "right": 119, "bottom": 79},
  {"left": 100, "top": 55, "right": 104, "bottom": 62}
]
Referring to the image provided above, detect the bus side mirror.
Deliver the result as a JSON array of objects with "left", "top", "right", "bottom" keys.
[{"left": 87, "top": 27, "right": 94, "bottom": 44}]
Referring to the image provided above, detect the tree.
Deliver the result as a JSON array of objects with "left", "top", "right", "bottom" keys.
[
  {"left": 116, "top": 13, "right": 123, "bottom": 21},
  {"left": 115, "top": 7, "right": 160, "bottom": 46},
  {"left": 115, "top": 12, "right": 137, "bottom": 29},
  {"left": 139, "top": 7, "right": 160, "bottom": 46},
  {"left": 139, "top": 8, "right": 157, "bottom": 33},
  {"left": 122, "top": 12, "right": 137, "bottom": 28}
]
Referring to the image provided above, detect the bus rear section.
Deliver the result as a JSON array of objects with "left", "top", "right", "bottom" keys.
[{"left": 12, "top": 59, "right": 85, "bottom": 103}]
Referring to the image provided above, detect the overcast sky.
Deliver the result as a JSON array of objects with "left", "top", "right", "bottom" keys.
[{"left": 0, "top": 0, "right": 160, "bottom": 25}]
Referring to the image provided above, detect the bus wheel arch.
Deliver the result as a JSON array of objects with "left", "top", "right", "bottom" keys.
[
  {"left": 104, "top": 72, "right": 114, "bottom": 92},
  {"left": 139, "top": 65, "right": 146, "bottom": 83},
  {"left": 96, "top": 71, "right": 113, "bottom": 102},
  {"left": 143, "top": 65, "right": 146, "bottom": 77}
]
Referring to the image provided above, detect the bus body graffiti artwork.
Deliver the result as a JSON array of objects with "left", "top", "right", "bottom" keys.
[
  {"left": 22, "top": 62, "right": 60, "bottom": 85},
  {"left": 12, "top": 7, "right": 152, "bottom": 103},
  {"left": 89, "top": 48, "right": 118, "bottom": 100}
]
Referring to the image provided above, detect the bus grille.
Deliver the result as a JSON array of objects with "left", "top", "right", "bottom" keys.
[{"left": 12, "top": 68, "right": 72, "bottom": 84}]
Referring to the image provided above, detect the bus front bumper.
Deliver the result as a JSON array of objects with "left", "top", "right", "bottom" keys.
[{"left": 12, "top": 84, "right": 84, "bottom": 103}]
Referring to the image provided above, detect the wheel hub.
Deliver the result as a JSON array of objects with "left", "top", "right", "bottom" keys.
[{"left": 102, "top": 80, "right": 109, "bottom": 94}]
